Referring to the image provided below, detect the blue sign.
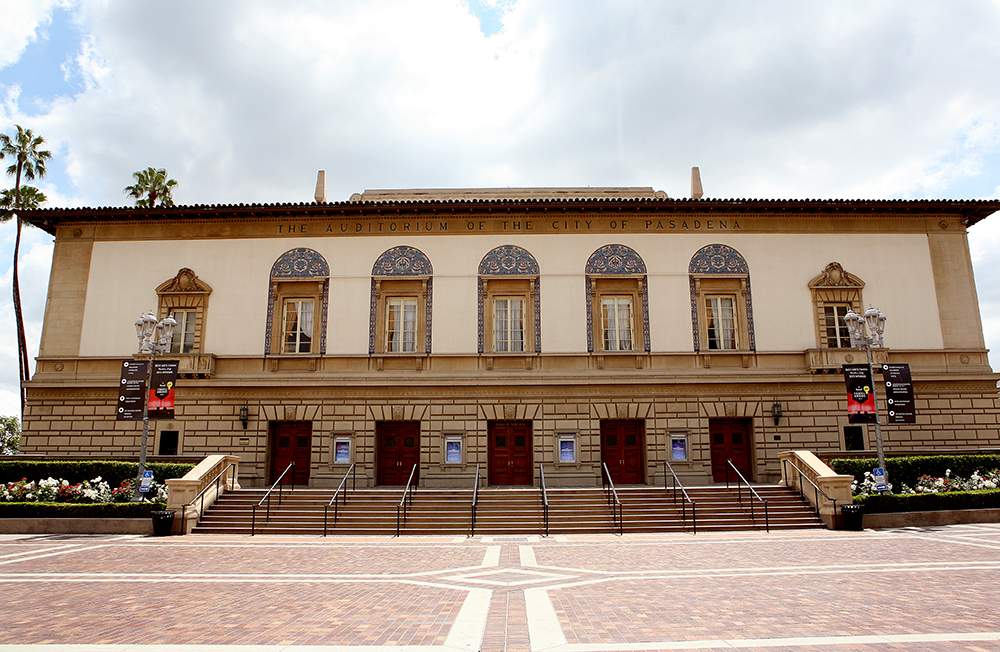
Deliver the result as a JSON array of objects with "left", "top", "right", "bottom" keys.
[
  {"left": 139, "top": 470, "right": 154, "bottom": 493},
  {"left": 873, "top": 466, "right": 888, "bottom": 491}
]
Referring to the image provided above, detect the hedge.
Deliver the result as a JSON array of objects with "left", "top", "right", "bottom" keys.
[
  {"left": 0, "top": 502, "right": 165, "bottom": 518},
  {"left": 0, "top": 460, "right": 194, "bottom": 487},
  {"left": 855, "top": 489, "right": 1000, "bottom": 513},
  {"left": 831, "top": 455, "right": 1000, "bottom": 489}
]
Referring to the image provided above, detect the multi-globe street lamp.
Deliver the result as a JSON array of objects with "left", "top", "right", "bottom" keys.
[
  {"left": 844, "top": 307, "right": 888, "bottom": 488},
  {"left": 133, "top": 312, "right": 176, "bottom": 497}
]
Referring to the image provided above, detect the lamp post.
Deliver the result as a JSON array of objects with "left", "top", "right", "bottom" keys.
[
  {"left": 133, "top": 311, "right": 177, "bottom": 498},
  {"left": 844, "top": 307, "right": 888, "bottom": 487}
]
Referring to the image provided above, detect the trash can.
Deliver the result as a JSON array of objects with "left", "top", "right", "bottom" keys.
[
  {"left": 841, "top": 503, "right": 864, "bottom": 531},
  {"left": 151, "top": 510, "right": 176, "bottom": 536}
]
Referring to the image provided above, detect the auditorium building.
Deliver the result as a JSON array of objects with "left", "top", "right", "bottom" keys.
[{"left": 19, "top": 182, "right": 1000, "bottom": 487}]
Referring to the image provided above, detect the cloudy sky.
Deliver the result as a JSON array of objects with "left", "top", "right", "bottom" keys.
[{"left": 1, "top": 0, "right": 999, "bottom": 418}]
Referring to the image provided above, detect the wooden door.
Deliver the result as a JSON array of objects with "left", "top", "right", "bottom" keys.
[
  {"left": 709, "top": 417, "right": 753, "bottom": 482},
  {"left": 600, "top": 419, "right": 645, "bottom": 484},
  {"left": 488, "top": 420, "right": 533, "bottom": 486},
  {"left": 269, "top": 421, "right": 312, "bottom": 485},
  {"left": 376, "top": 421, "right": 421, "bottom": 486}
]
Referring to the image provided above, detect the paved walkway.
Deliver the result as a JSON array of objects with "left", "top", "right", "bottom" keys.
[{"left": 0, "top": 524, "right": 999, "bottom": 651}]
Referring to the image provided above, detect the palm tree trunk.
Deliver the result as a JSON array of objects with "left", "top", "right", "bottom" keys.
[{"left": 11, "top": 163, "right": 29, "bottom": 419}]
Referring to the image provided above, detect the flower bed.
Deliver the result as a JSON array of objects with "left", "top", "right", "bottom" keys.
[
  {"left": 848, "top": 465, "right": 1000, "bottom": 514},
  {"left": 0, "top": 460, "right": 192, "bottom": 487},
  {"left": 0, "top": 474, "right": 171, "bottom": 521},
  {"left": 831, "top": 454, "right": 1000, "bottom": 489}
]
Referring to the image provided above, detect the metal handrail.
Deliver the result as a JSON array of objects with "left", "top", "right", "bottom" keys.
[
  {"left": 782, "top": 457, "right": 839, "bottom": 530},
  {"left": 725, "top": 458, "right": 768, "bottom": 532},
  {"left": 470, "top": 464, "right": 481, "bottom": 537},
  {"left": 664, "top": 459, "right": 697, "bottom": 534},
  {"left": 538, "top": 464, "right": 549, "bottom": 537},
  {"left": 600, "top": 462, "right": 624, "bottom": 535},
  {"left": 180, "top": 461, "right": 238, "bottom": 534},
  {"left": 323, "top": 463, "right": 357, "bottom": 537},
  {"left": 394, "top": 464, "right": 418, "bottom": 537},
  {"left": 251, "top": 461, "right": 295, "bottom": 536}
]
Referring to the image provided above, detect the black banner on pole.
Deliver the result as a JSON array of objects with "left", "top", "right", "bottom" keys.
[
  {"left": 148, "top": 360, "right": 180, "bottom": 420},
  {"left": 843, "top": 364, "right": 877, "bottom": 424},
  {"left": 880, "top": 363, "right": 916, "bottom": 424},
  {"left": 116, "top": 360, "right": 148, "bottom": 421}
]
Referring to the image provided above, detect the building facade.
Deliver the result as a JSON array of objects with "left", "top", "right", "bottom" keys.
[{"left": 20, "top": 188, "right": 1000, "bottom": 487}]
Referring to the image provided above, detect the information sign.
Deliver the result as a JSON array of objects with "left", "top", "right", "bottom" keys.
[
  {"left": 842, "top": 364, "right": 877, "bottom": 424},
  {"left": 880, "top": 363, "right": 916, "bottom": 424},
  {"left": 872, "top": 466, "right": 889, "bottom": 491},
  {"left": 139, "top": 470, "right": 154, "bottom": 494},
  {"left": 148, "top": 360, "right": 180, "bottom": 420},
  {"left": 116, "top": 360, "right": 148, "bottom": 421}
]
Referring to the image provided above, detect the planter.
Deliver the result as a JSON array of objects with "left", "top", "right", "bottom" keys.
[
  {"left": 841, "top": 503, "right": 864, "bottom": 531},
  {"left": 151, "top": 510, "right": 175, "bottom": 536}
]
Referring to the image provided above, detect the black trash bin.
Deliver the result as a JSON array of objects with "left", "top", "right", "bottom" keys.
[
  {"left": 841, "top": 503, "right": 864, "bottom": 531},
  {"left": 151, "top": 510, "right": 175, "bottom": 536}
]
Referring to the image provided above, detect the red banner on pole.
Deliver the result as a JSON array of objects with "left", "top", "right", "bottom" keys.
[
  {"left": 148, "top": 360, "right": 179, "bottom": 420},
  {"left": 843, "top": 364, "right": 876, "bottom": 424}
]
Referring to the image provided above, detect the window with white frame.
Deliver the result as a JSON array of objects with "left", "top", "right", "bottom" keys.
[
  {"left": 705, "top": 295, "right": 737, "bottom": 350},
  {"left": 282, "top": 298, "right": 315, "bottom": 354},
  {"left": 168, "top": 309, "right": 197, "bottom": 354},
  {"left": 386, "top": 297, "right": 418, "bottom": 353},
  {"left": 493, "top": 297, "right": 525, "bottom": 353},
  {"left": 444, "top": 434, "right": 463, "bottom": 464},
  {"left": 823, "top": 304, "right": 852, "bottom": 349},
  {"left": 558, "top": 432, "right": 577, "bottom": 463},
  {"left": 670, "top": 433, "right": 689, "bottom": 462},
  {"left": 601, "top": 296, "right": 634, "bottom": 352},
  {"left": 333, "top": 436, "right": 352, "bottom": 464}
]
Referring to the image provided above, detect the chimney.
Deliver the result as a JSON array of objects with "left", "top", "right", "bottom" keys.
[
  {"left": 690, "top": 166, "right": 703, "bottom": 200},
  {"left": 314, "top": 170, "right": 326, "bottom": 203}
]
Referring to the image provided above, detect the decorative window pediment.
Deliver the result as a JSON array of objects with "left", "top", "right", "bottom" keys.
[
  {"left": 809, "top": 262, "right": 865, "bottom": 349},
  {"left": 688, "top": 244, "right": 756, "bottom": 352},
  {"left": 370, "top": 246, "right": 433, "bottom": 354},
  {"left": 156, "top": 268, "right": 213, "bottom": 355},
  {"left": 808, "top": 262, "right": 865, "bottom": 289},
  {"left": 264, "top": 248, "right": 330, "bottom": 355},
  {"left": 478, "top": 245, "right": 541, "bottom": 354},
  {"left": 156, "top": 268, "right": 213, "bottom": 295},
  {"left": 586, "top": 244, "right": 650, "bottom": 353}
]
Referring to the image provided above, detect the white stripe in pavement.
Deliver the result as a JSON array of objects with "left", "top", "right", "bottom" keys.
[
  {"left": 908, "top": 533, "right": 1000, "bottom": 551},
  {"left": 519, "top": 545, "right": 537, "bottom": 567},
  {"left": 0, "top": 646, "right": 450, "bottom": 651},
  {"left": 443, "top": 587, "right": 491, "bottom": 650},
  {"left": 481, "top": 545, "right": 501, "bottom": 567},
  {"left": 549, "top": 631, "right": 1000, "bottom": 650},
  {"left": 0, "top": 544, "right": 78, "bottom": 560},
  {"left": 528, "top": 558, "right": 1000, "bottom": 577},
  {"left": 0, "top": 544, "right": 109, "bottom": 566},
  {"left": 525, "top": 586, "right": 567, "bottom": 651}
]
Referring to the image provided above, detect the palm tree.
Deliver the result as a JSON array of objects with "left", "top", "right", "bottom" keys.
[
  {"left": 0, "top": 126, "right": 52, "bottom": 417},
  {"left": 124, "top": 167, "right": 178, "bottom": 207}
]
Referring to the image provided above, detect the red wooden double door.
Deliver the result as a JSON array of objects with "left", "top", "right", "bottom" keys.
[
  {"left": 600, "top": 419, "right": 645, "bottom": 485},
  {"left": 488, "top": 420, "right": 533, "bottom": 486},
  {"left": 709, "top": 417, "right": 753, "bottom": 482},
  {"left": 376, "top": 421, "right": 421, "bottom": 486},
  {"left": 269, "top": 421, "right": 312, "bottom": 485}
]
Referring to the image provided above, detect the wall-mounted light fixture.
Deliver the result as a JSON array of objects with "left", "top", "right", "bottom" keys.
[
  {"left": 239, "top": 403, "right": 249, "bottom": 430},
  {"left": 771, "top": 401, "right": 782, "bottom": 426}
]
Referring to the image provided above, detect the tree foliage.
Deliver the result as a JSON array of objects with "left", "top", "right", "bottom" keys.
[
  {"left": 124, "top": 167, "right": 178, "bottom": 207},
  {"left": 0, "top": 186, "right": 47, "bottom": 221},
  {"left": 0, "top": 416, "right": 20, "bottom": 455}
]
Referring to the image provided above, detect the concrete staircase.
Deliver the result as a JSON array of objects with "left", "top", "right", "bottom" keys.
[{"left": 192, "top": 485, "right": 824, "bottom": 535}]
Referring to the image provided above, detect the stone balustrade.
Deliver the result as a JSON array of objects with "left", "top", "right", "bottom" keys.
[
  {"left": 778, "top": 450, "right": 853, "bottom": 528},
  {"left": 166, "top": 454, "right": 241, "bottom": 534}
]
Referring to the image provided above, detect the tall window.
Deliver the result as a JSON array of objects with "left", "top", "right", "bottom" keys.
[
  {"left": 823, "top": 304, "right": 852, "bottom": 348},
  {"left": 282, "top": 299, "right": 314, "bottom": 353},
  {"left": 168, "top": 309, "right": 197, "bottom": 354},
  {"left": 386, "top": 297, "right": 418, "bottom": 352},
  {"left": 705, "top": 296, "right": 737, "bottom": 350},
  {"left": 601, "top": 296, "right": 634, "bottom": 352},
  {"left": 493, "top": 297, "right": 525, "bottom": 353}
]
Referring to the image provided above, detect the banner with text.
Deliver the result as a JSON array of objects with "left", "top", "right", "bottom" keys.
[
  {"left": 116, "top": 360, "right": 148, "bottom": 421},
  {"left": 843, "top": 364, "right": 877, "bottom": 424},
  {"left": 880, "top": 363, "right": 916, "bottom": 424},
  {"left": 147, "top": 360, "right": 180, "bottom": 420}
]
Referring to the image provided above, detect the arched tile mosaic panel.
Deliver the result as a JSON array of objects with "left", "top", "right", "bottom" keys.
[
  {"left": 264, "top": 248, "right": 330, "bottom": 355},
  {"left": 369, "top": 246, "right": 434, "bottom": 354},
  {"left": 477, "top": 245, "right": 541, "bottom": 353},
  {"left": 688, "top": 244, "right": 756, "bottom": 351},
  {"left": 584, "top": 244, "right": 650, "bottom": 353}
]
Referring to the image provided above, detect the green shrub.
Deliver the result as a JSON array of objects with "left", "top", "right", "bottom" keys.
[
  {"left": 855, "top": 489, "right": 1000, "bottom": 513},
  {"left": 831, "top": 455, "right": 1000, "bottom": 488},
  {"left": 0, "top": 502, "right": 165, "bottom": 518},
  {"left": 0, "top": 460, "right": 193, "bottom": 486}
]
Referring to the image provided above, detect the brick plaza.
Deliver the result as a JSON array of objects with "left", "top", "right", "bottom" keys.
[{"left": 1, "top": 525, "right": 999, "bottom": 650}]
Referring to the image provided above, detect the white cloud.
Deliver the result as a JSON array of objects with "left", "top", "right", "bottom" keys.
[
  {"left": 0, "top": 0, "right": 66, "bottom": 69},
  {"left": 2, "top": 0, "right": 1000, "bottom": 416}
]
